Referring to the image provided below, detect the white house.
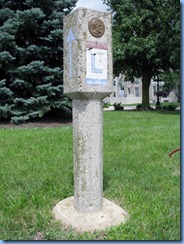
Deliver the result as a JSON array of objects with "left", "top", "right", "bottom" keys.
[{"left": 104, "top": 74, "right": 178, "bottom": 104}]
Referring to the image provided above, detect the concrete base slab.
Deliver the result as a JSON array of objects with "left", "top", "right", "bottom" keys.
[{"left": 52, "top": 196, "right": 128, "bottom": 233}]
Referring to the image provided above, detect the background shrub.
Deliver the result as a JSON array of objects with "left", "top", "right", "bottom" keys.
[
  {"left": 113, "top": 102, "right": 124, "bottom": 110},
  {"left": 162, "top": 103, "right": 179, "bottom": 111}
]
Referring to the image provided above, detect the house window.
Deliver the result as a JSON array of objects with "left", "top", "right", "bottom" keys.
[
  {"left": 153, "top": 86, "right": 157, "bottom": 96},
  {"left": 113, "top": 92, "right": 116, "bottom": 97},
  {"left": 128, "top": 88, "right": 131, "bottom": 94},
  {"left": 113, "top": 80, "right": 116, "bottom": 86},
  {"left": 135, "top": 87, "right": 139, "bottom": 97}
]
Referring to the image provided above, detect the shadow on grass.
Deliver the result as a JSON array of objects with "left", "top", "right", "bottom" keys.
[
  {"left": 118, "top": 109, "right": 180, "bottom": 116},
  {"left": 155, "top": 110, "right": 180, "bottom": 116}
]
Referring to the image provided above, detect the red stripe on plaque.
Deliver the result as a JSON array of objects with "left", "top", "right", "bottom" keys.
[{"left": 86, "top": 41, "right": 108, "bottom": 50}]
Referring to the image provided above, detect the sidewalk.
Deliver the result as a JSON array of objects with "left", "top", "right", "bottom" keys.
[
  {"left": 103, "top": 106, "right": 136, "bottom": 111},
  {"left": 104, "top": 105, "right": 180, "bottom": 111}
]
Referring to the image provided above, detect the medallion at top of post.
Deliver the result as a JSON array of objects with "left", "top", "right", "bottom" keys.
[
  {"left": 63, "top": 8, "right": 113, "bottom": 100},
  {"left": 88, "top": 18, "right": 105, "bottom": 38}
]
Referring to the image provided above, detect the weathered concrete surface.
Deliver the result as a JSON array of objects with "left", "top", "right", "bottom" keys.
[
  {"left": 52, "top": 196, "right": 128, "bottom": 233},
  {"left": 63, "top": 7, "right": 113, "bottom": 99},
  {"left": 73, "top": 99, "right": 103, "bottom": 213},
  {"left": 63, "top": 8, "right": 114, "bottom": 214}
]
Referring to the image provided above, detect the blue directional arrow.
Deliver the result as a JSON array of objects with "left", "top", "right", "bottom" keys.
[{"left": 67, "top": 28, "right": 75, "bottom": 78}]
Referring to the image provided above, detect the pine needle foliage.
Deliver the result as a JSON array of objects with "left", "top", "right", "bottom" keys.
[{"left": 0, "top": 0, "right": 77, "bottom": 123}]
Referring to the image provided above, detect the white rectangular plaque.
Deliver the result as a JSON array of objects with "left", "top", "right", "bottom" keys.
[{"left": 86, "top": 48, "right": 107, "bottom": 85}]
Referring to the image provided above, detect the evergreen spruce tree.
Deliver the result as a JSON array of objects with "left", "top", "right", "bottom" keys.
[{"left": 0, "top": 0, "right": 77, "bottom": 123}]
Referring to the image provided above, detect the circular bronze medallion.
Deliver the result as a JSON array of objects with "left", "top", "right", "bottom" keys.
[{"left": 88, "top": 18, "right": 105, "bottom": 37}]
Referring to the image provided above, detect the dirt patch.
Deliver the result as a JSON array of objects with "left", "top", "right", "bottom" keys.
[
  {"left": 0, "top": 117, "right": 72, "bottom": 129},
  {"left": 32, "top": 231, "right": 46, "bottom": 240}
]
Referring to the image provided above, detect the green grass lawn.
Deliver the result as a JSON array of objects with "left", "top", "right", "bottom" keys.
[{"left": 0, "top": 111, "right": 180, "bottom": 240}]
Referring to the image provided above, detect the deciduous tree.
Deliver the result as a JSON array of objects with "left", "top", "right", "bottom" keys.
[{"left": 104, "top": 0, "right": 180, "bottom": 109}]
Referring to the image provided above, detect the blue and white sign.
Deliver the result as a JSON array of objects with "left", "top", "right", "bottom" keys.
[{"left": 86, "top": 48, "right": 107, "bottom": 85}]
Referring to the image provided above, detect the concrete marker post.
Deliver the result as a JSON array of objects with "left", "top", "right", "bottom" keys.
[{"left": 53, "top": 7, "right": 128, "bottom": 232}]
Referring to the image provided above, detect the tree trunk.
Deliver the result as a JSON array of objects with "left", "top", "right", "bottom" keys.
[{"left": 141, "top": 67, "right": 153, "bottom": 110}]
